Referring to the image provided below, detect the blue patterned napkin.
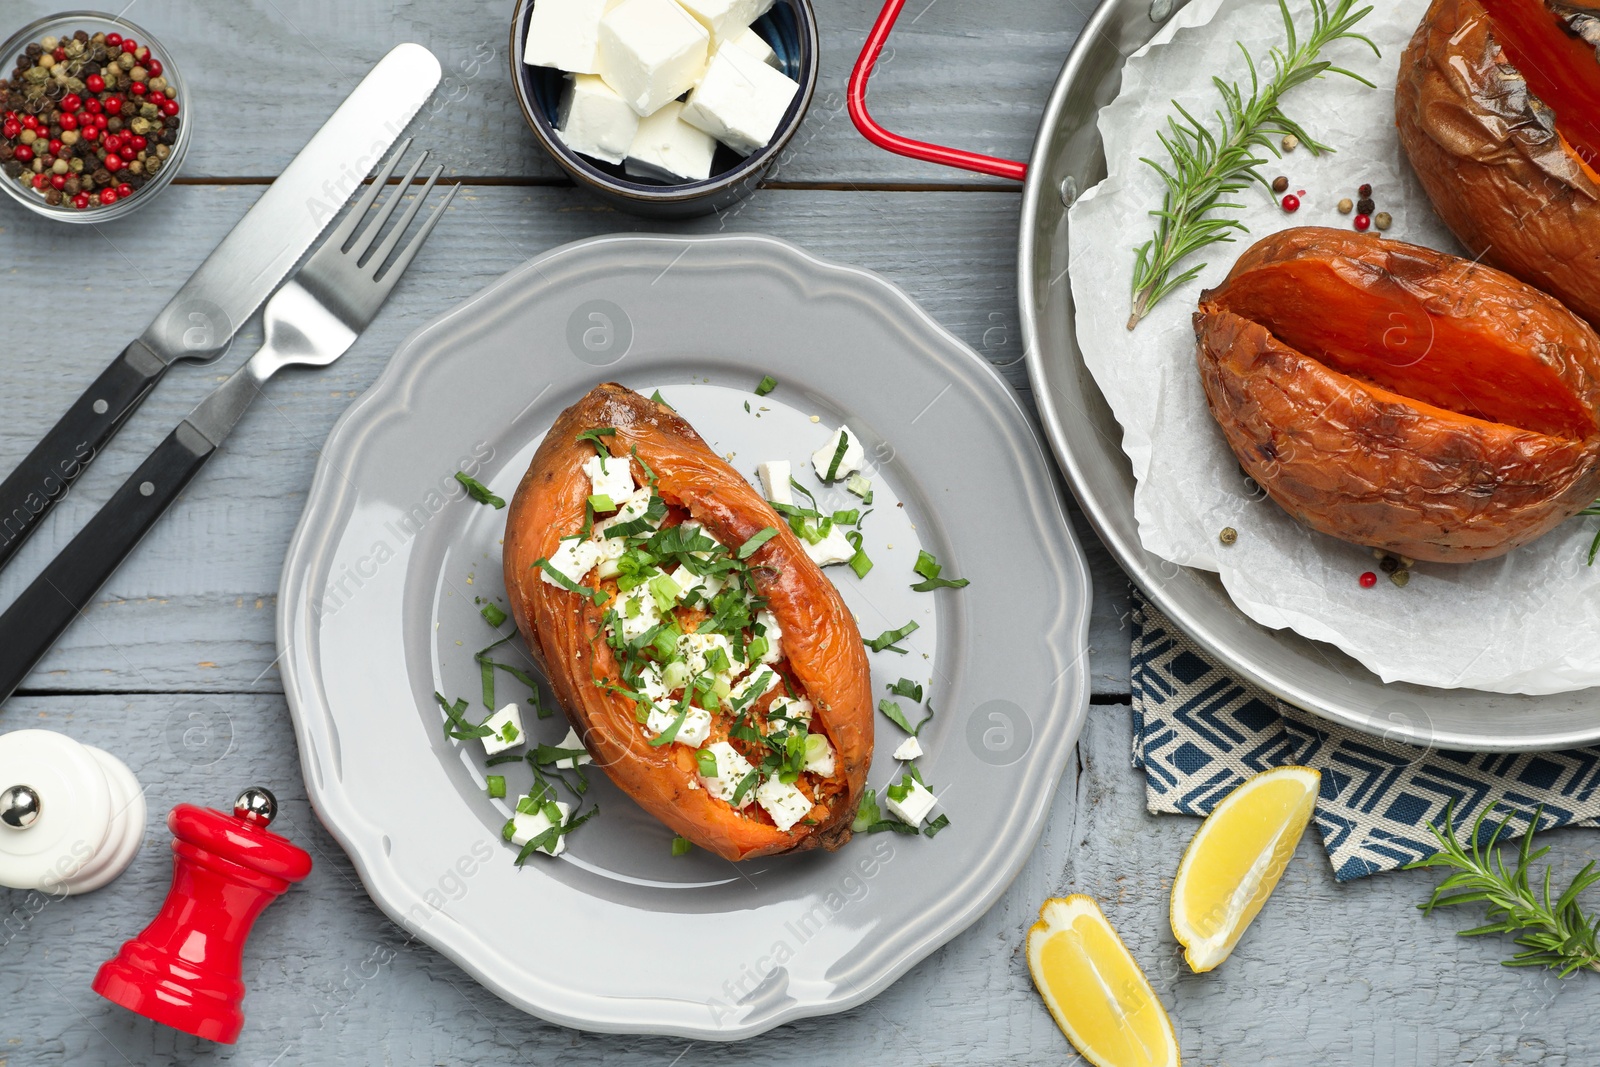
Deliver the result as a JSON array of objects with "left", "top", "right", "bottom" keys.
[{"left": 1129, "top": 592, "right": 1600, "bottom": 880}]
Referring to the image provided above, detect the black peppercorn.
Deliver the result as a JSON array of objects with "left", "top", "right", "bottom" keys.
[
  {"left": 1356, "top": 196, "right": 1375, "bottom": 216},
  {"left": 43, "top": 187, "right": 61, "bottom": 206},
  {"left": 1379, "top": 555, "right": 1399, "bottom": 574},
  {"left": 1358, "top": 182, "right": 1373, "bottom": 198},
  {"left": 24, "top": 44, "right": 42, "bottom": 59}
]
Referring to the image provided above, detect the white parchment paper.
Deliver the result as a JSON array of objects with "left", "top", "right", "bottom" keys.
[{"left": 1068, "top": 0, "right": 1600, "bottom": 694}]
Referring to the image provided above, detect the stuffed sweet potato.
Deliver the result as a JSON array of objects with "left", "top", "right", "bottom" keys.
[
  {"left": 1194, "top": 227, "right": 1600, "bottom": 562},
  {"left": 1396, "top": 0, "right": 1600, "bottom": 325},
  {"left": 502, "top": 383, "right": 872, "bottom": 861}
]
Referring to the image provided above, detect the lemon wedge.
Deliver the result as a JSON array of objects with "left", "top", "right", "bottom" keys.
[
  {"left": 1170, "top": 765, "right": 1320, "bottom": 973},
  {"left": 1026, "top": 895, "right": 1181, "bottom": 1067}
]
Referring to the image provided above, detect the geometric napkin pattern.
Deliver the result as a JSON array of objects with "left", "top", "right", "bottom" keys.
[{"left": 1130, "top": 592, "right": 1600, "bottom": 880}]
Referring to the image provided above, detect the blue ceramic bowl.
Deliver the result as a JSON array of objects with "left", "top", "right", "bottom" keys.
[{"left": 509, "top": 0, "right": 818, "bottom": 218}]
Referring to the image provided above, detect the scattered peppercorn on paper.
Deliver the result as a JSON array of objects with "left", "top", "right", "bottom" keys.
[{"left": 1068, "top": 0, "right": 1600, "bottom": 694}]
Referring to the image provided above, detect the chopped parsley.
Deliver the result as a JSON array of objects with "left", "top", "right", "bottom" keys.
[
  {"left": 435, "top": 692, "right": 492, "bottom": 741},
  {"left": 879, "top": 698, "right": 933, "bottom": 736},
  {"left": 823, "top": 429, "right": 851, "bottom": 483},
  {"left": 923, "top": 813, "right": 951, "bottom": 838},
  {"left": 533, "top": 557, "right": 607, "bottom": 605},
  {"left": 865, "top": 620, "right": 919, "bottom": 654},
  {"left": 650, "top": 389, "right": 673, "bottom": 409},
  {"left": 887, "top": 678, "right": 924, "bottom": 702},
  {"left": 755, "top": 375, "right": 778, "bottom": 396},
  {"left": 575, "top": 427, "right": 618, "bottom": 472},
  {"left": 455, "top": 472, "right": 504, "bottom": 509},
  {"left": 737, "top": 526, "right": 779, "bottom": 559}
]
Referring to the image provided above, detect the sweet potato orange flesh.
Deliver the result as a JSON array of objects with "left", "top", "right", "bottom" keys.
[
  {"left": 1480, "top": 0, "right": 1600, "bottom": 168},
  {"left": 1207, "top": 256, "right": 1594, "bottom": 439}
]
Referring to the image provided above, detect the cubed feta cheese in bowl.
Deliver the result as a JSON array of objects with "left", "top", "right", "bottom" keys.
[
  {"left": 681, "top": 40, "right": 800, "bottom": 157},
  {"left": 624, "top": 102, "right": 718, "bottom": 183},
  {"left": 524, "top": 0, "right": 620, "bottom": 74},
  {"left": 730, "top": 25, "right": 779, "bottom": 68},
  {"left": 678, "top": 0, "right": 774, "bottom": 47},
  {"left": 597, "top": 0, "right": 709, "bottom": 117}
]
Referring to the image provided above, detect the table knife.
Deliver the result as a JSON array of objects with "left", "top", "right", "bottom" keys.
[{"left": 0, "top": 42, "right": 441, "bottom": 573}]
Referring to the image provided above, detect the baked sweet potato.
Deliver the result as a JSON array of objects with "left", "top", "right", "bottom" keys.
[
  {"left": 1397, "top": 0, "right": 1600, "bottom": 325},
  {"left": 502, "top": 383, "right": 872, "bottom": 861},
  {"left": 1194, "top": 227, "right": 1600, "bottom": 562}
]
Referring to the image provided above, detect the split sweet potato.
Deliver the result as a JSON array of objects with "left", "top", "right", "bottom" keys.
[
  {"left": 1194, "top": 227, "right": 1600, "bottom": 562},
  {"left": 1397, "top": 0, "right": 1600, "bottom": 325},
  {"left": 503, "top": 383, "right": 872, "bottom": 860}
]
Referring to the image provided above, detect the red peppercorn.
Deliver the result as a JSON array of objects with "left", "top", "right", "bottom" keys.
[
  {"left": 72, "top": 193, "right": 90, "bottom": 209},
  {"left": 122, "top": 39, "right": 139, "bottom": 54},
  {"left": 31, "top": 174, "right": 45, "bottom": 190},
  {"left": 146, "top": 91, "right": 164, "bottom": 106},
  {"left": 147, "top": 59, "right": 162, "bottom": 78},
  {"left": 1353, "top": 213, "right": 1371, "bottom": 231},
  {"left": 130, "top": 135, "right": 146, "bottom": 150},
  {"left": 13, "top": 144, "right": 33, "bottom": 162},
  {"left": 1359, "top": 571, "right": 1378, "bottom": 588},
  {"left": 85, "top": 98, "right": 102, "bottom": 114},
  {"left": 53, "top": 47, "right": 66, "bottom": 62},
  {"left": 1281, "top": 194, "right": 1301, "bottom": 212},
  {"left": 22, "top": 114, "right": 39, "bottom": 129},
  {"left": 50, "top": 173, "right": 67, "bottom": 190},
  {"left": 59, "top": 113, "right": 77, "bottom": 131},
  {"left": 105, "top": 32, "right": 123, "bottom": 47},
  {"left": 47, "top": 139, "right": 62, "bottom": 155},
  {"left": 61, "top": 93, "right": 81, "bottom": 113},
  {"left": 81, "top": 126, "right": 98, "bottom": 142},
  {"left": 119, "top": 145, "right": 135, "bottom": 161},
  {"left": 104, "top": 153, "right": 123, "bottom": 173},
  {"left": 85, "top": 73, "right": 105, "bottom": 94},
  {"left": 1, "top": 119, "right": 18, "bottom": 139},
  {"left": 117, "top": 182, "right": 133, "bottom": 198},
  {"left": 130, "top": 82, "right": 147, "bottom": 96},
  {"left": 94, "top": 114, "right": 107, "bottom": 129},
  {"left": 99, "top": 188, "right": 118, "bottom": 205},
  {"left": 161, "top": 99, "right": 180, "bottom": 117},
  {"left": 104, "top": 95, "right": 124, "bottom": 114}
]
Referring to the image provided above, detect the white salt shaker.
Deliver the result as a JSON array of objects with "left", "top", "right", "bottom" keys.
[{"left": 0, "top": 729, "right": 145, "bottom": 895}]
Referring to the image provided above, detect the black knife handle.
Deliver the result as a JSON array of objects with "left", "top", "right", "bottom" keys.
[
  {"left": 0, "top": 341, "right": 168, "bottom": 573},
  {"left": 0, "top": 421, "right": 214, "bottom": 705}
]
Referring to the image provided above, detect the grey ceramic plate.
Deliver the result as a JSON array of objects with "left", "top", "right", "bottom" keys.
[
  {"left": 278, "top": 234, "right": 1091, "bottom": 1039},
  {"left": 1020, "top": 0, "right": 1600, "bottom": 752}
]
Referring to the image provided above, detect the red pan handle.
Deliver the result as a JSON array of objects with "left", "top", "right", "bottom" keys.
[{"left": 847, "top": 0, "right": 1030, "bottom": 181}]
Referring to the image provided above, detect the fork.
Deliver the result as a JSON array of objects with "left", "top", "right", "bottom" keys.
[{"left": 0, "top": 140, "right": 456, "bottom": 706}]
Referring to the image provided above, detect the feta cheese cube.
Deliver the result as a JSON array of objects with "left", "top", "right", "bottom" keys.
[
  {"left": 646, "top": 701, "right": 713, "bottom": 748},
  {"left": 698, "top": 741, "right": 755, "bottom": 807},
  {"left": 885, "top": 777, "right": 938, "bottom": 826},
  {"left": 729, "top": 665, "right": 780, "bottom": 708},
  {"left": 555, "top": 73, "right": 640, "bottom": 164},
  {"left": 481, "top": 703, "right": 526, "bottom": 756},
  {"left": 754, "top": 775, "right": 813, "bottom": 832},
  {"left": 525, "top": 0, "right": 619, "bottom": 74},
  {"left": 754, "top": 608, "right": 783, "bottom": 664},
  {"left": 678, "top": 0, "right": 774, "bottom": 47},
  {"left": 594, "top": 486, "right": 660, "bottom": 537},
  {"left": 757, "top": 459, "right": 792, "bottom": 504},
  {"left": 679, "top": 630, "right": 745, "bottom": 680},
  {"left": 681, "top": 40, "right": 800, "bottom": 156},
  {"left": 555, "top": 725, "right": 593, "bottom": 768},
  {"left": 892, "top": 736, "right": 923, "bottom": 762},
  {"left": 541, "top": 536, "right": 601, "bottom": 588},
  {"left": 589, "top": 531, "right": 629, "bottom": 578},
  {"left": 803, "top": 734, "right": 836, "bottom": 777},
  {"left": 668, "top": 564, "right": 725, "bottom": 603},
  {"left": 582, "top": 449, "right": 636, "bottom": 503},
  {"left": 636, "top": 663, "right": 668, "bottom": 702},
  {"left": 624, "top": 101, "right": 718, "bottom": 182},
  {"left": 616, "top": 584, "right": 662, "bottom": 641},
  {"left": 768, "top": 695, "right": 812, "bottom": 729},
  {"left": 803, "top": 524, "right": 856, "bottom": 567},
  {"left": 810, "top": 426, "right": 866, "bottom": 482},
  {"left": 730, "top": 25, "right": 779, "bottom": 68},
  {"left": 597, "top": 0, "right": 709, "bottom": 116},
  {"left": 510, "top": 799, "right": 571, "bottom": 856}
]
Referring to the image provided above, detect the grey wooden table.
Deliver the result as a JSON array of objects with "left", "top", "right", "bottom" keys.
[{"left": 1, "top": 2, "right": 1596, "bottom": 1064}]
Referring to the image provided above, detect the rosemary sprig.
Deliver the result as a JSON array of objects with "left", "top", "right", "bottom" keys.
[
  {"left": 1127, "top": 0, "right": 1379, "bottom": 330},
  {"left": 1404, "top": 802, "right": 1600, "bottom": 976},
  {"left": 1580, "top": 499, "right": 1600, "bottom": 565}
]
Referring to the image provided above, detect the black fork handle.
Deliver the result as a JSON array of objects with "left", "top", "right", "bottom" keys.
[{"left": 0, "top": 341, "right": 168, "bottom": 572}]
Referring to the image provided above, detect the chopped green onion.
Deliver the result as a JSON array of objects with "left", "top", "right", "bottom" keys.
[
  {"left": 845, "top": 530, "right": 872, "bottom": 579},
  {"left": 865, "top": 620, "right": 919, "bottom": 654},
  {"left": 824, "top": 429, "right": 850, "bottom": 483},
  {"left": 454, "top": 472, "right": 505, "bottom": 509},
  {"left": 588, "top": 493, "right": 616, "bottom": 513},
  {"left": 480, "top": 657, "right": 496, "bottom": 709},
  {"left": 831, "top": 508, "right": 861, "bottom": 526},
  {"left": 737, "top": 526, "right": 779, "bottom": 559},
  {"left": 479, "top": 602, "right": 508, "bottom": 628},
  {"left": 846, "top": 473, "right": 873, "bottom": 503},
  {"left": 697, "top": 749, "right": 718, "bottom": 778},
  {"left": 909, "top": 550, "right": 968, "bottom": 590},
  {"left": 647, "top": 571, "right": 682, "bottom": 613},
  {"left": 486, "top": 775, "right": 506, "bottom": 799},
  {"left": 671, "top": 835, "right": 693, "bottom": 857},
  {"left": 747, "top": 635, "right": 769, "bottom": 662},
  {"left": 516, "top": 795, "right": 541, "bottom": 815},
  {"left": 755, "top": 375, "right": 778, "bottom": 396},
  {"left": 744, "top": 401, "right": 751, "bottom": 413},
  {"left": 852, "top": 788, "right": 882, "bottom": 832},
  {"left": 923, "top": 814, "right": 950, "bottom": 838},
  {"left": 501, "top": 818, "right": 517, "bottom": 842},
  {"left": 912, "top": 550, "right": 941, "bottom": 580}
]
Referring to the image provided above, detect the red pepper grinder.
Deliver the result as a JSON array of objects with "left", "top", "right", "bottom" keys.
[{"left": 92, "top": 787, "right": 312, "bottom": 1044}]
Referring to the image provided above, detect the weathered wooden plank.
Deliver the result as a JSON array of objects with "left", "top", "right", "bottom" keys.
[
  {"left": 2, "top": 697, "right": 1592, "bottom": 1064},
  {"left": 0, "top": 183, "right": 1132, "bottom": 696},
  {"left": 3, "top": 0, "right": 1082, "bottom": 184}
]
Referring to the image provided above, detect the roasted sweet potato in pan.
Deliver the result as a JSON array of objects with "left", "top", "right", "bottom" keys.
[
  {"left": 1397, "top": 0, "right": 1600, "bottom": 325},
  {"left": 503, "top": 383, "right": 872, "bottom": 860},
  {"left": 1194, "top": 227, "right": 1600, "bottom": 563}
]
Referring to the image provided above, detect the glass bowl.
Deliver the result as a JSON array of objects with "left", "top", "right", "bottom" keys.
[{"left": 0, "top": 10, "right": 190, "bottom": 224}]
